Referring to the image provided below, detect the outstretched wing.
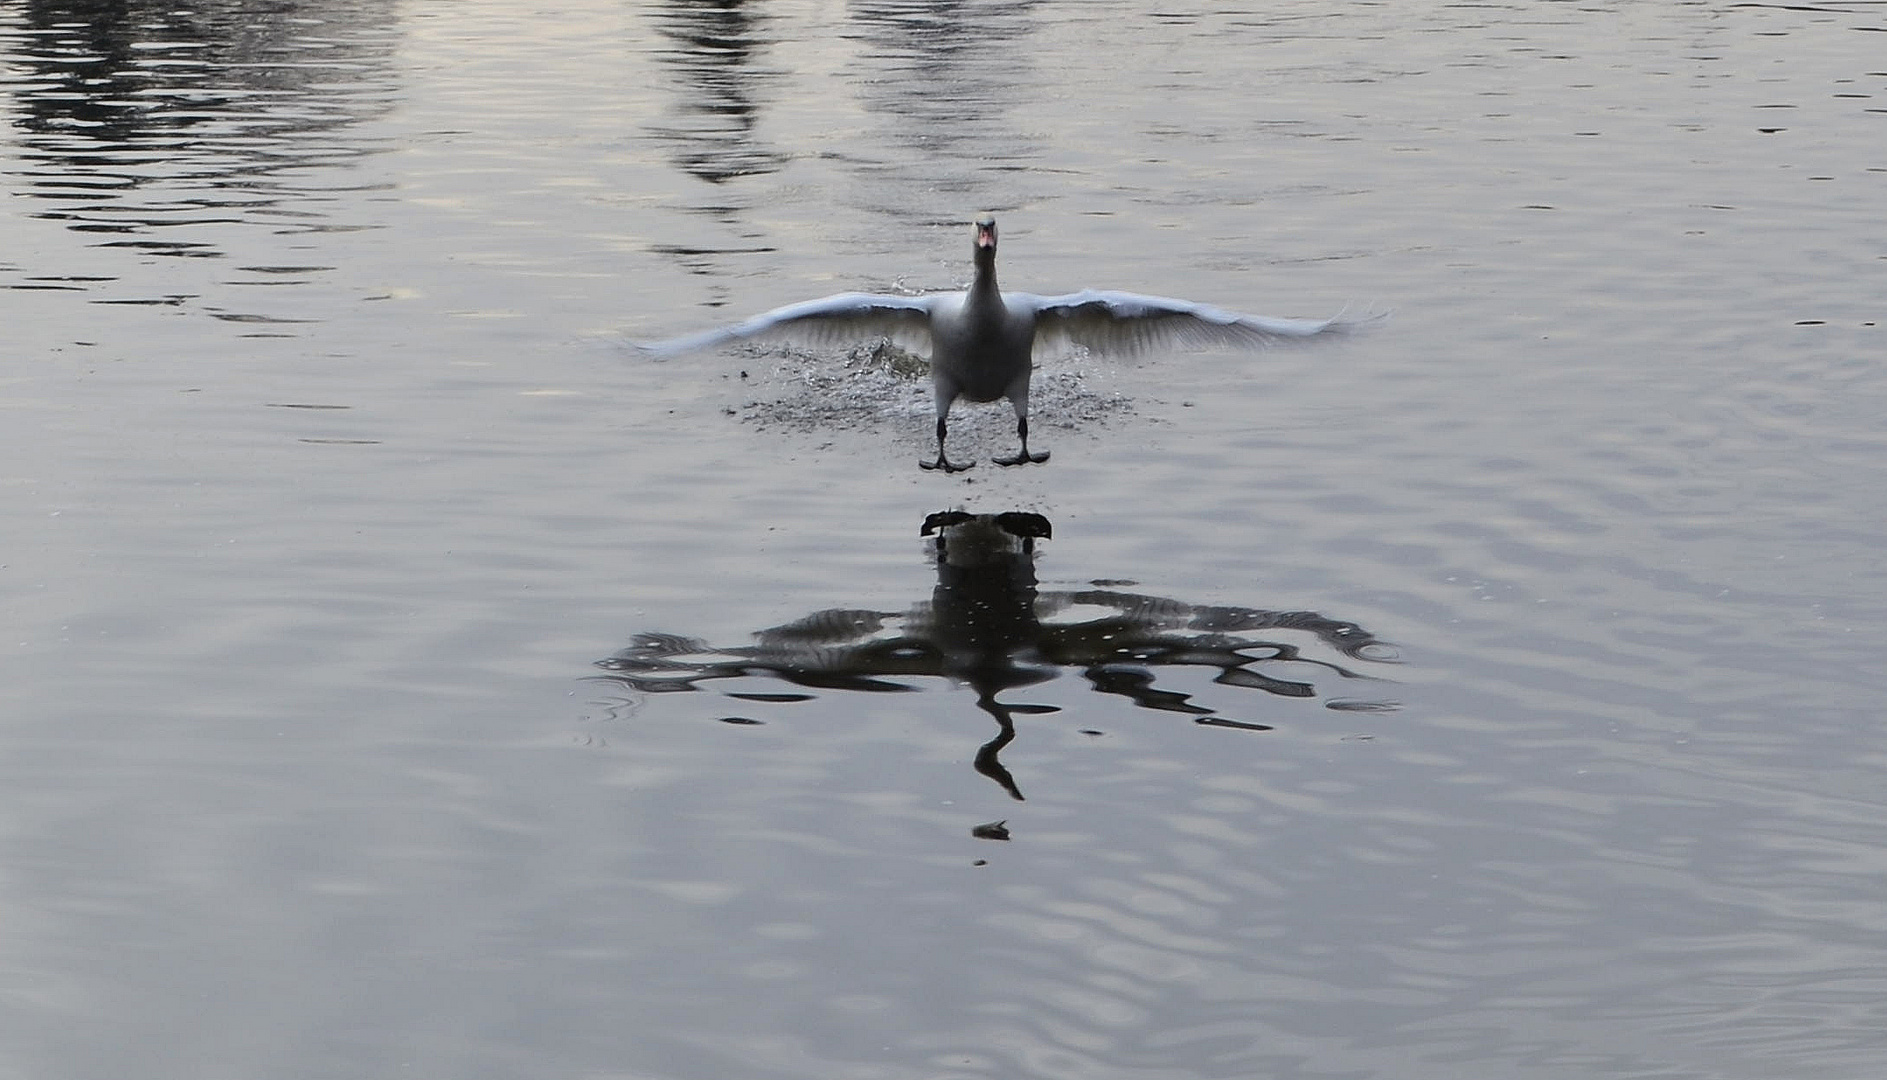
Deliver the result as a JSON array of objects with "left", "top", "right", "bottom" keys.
[
  {"left": 638, "top": 292, "right": 937, "bottom": 359},
  {"left": 1018, "top": 289, "right": 1375, "bottom": 357}
]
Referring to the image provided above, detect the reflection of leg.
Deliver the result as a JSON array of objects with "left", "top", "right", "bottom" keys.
[
  {"left": 920, "top": 409, "right": 973, "bottom": 473},
  {"left": 993, "top": 411, "right": 1049, "bottom": 467},
  {"left": 973, "top": 698, "right": 1025, "bottom": 801}
]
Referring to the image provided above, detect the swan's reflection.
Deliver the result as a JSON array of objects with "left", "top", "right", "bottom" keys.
[{"left": 596, "top": 511, "right": 1397, "bottom": 802}]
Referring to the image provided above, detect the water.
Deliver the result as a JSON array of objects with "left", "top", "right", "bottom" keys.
[{"left": 3, "top": 1, "right": 1885, "bottom": 1077}]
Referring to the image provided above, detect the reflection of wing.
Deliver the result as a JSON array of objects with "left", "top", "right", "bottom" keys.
[
  {"left": 594, "top": 633, "right": 722, "bottom": 693},
  {"left": 1053, "top": 590, "right": 1395, "bottom": 663},
  {"left": 1019, "top": 289, "right": 1376, "bottom": 357},
  {"left": 746, "top": 610, "right": 934, "bottom": 691},
  {"left": 638, "top": 293, "right": 936, "bottom": 358},
  {"left": 755, "top": 609, "right": 894, "bottom": 647},
  {"left": 595, "top": 625, "right": 939, "bottom": 694}
]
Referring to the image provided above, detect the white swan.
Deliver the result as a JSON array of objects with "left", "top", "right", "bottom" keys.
[{"left": 641, "top": 217, "right": 1369, "bottom": 471}]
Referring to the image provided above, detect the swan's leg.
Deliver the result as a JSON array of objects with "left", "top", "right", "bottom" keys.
[
  {"left": 993, "top": 386, "right": 1049, "bottom": 467},
  {"left": 921, "top": 389, "right": 973, "bottom": 473}
]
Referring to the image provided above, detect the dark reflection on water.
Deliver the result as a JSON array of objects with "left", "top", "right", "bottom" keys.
[
  {"left": 596, "top": 511, "right": 1399, "bottom": 801},
  {"left": 843, "top": 0, "right": 1045, "bottom": 199},
  {"left": 641, "top": 0, "right": 1045, "bottom": 208},
  {"left": 645, "top": 0, "right": 785, "bottom": 186},
  {"left": 0, "top": 0, "right": 398, "bottom": 258}
]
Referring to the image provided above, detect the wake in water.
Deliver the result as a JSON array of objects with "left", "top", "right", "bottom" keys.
[{"left": 726, "top": 338, "right": 1136, "bottom": 447}]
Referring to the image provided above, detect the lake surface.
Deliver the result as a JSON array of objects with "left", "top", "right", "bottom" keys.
[{"left": 4, "top": 1, "right": 1885, "bottom": 1077}]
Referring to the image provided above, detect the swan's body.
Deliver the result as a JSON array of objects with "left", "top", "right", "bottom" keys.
[{"left": 641, "top": 217, "right": 1366, "bottom": 471}]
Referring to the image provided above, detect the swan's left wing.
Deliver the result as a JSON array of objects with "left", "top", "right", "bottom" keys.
[{"left": 1019, "top": 289, "right": 1375, "bottom": 357}]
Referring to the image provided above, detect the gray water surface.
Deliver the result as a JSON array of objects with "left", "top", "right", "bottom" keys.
[{"left": 4, "top": 2, "right": 1886, "bottom": 1078}]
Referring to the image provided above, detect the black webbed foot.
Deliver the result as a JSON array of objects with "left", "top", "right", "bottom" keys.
[
  {"left": 920, "top": 455, "right": 975, "bottom": 473},
  {"left": 993, "top": 448, "right": 1050, "bottom": 467}
]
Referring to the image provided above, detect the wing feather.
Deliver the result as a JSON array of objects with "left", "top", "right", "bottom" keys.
[{"left": 639, "top": 292, "right": 936, "bottom": 359}]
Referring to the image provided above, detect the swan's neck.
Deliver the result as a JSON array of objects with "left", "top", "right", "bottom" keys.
[{"left": 969, "top": 250, "right": 1001, "bottom": 306}]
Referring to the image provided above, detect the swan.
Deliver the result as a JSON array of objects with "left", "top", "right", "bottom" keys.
[{"left": 640, "top": 216, "right": 1370, "bottom": 471}]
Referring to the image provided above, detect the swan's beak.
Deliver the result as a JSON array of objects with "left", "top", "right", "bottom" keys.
[{"left": 975, "top": 218, "right": 997, "bottom": 251}]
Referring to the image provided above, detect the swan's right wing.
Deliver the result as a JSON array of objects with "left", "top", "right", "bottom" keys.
[{"left": 638, "top": 293, "right": 936, "bottom": 359}]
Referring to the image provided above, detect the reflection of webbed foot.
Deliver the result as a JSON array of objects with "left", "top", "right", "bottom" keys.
[
  {"left": 920, "top": 510, "right": 976, "bottom": 535},
  {"left": 920, "top": 454, "right": 974, "bottom": 473},
  {"left": 993, "top": 448, "right": 1050, "bottom": 467}
]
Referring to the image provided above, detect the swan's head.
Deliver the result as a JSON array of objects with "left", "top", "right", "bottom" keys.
[{"left": 974, "top": 215, "right": 998, "bottom": 254}]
